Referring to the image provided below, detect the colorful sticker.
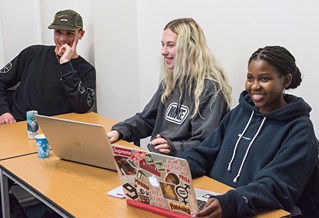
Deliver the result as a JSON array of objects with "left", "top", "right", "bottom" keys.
[
  {"left": 165, "top": 159, "right": 187, "bottom": 174},
  {"left": 137, "top": 170, "right": 147, "bottom": 180},
  {"left": 165, "top": 173, "right": 180, "bottom": 185},
  {"left": 139, "top": 159, "right": 160, "bottom": 176},
  {"left": 135, "top": 178, "right": 150, "bottom": 191},
  {"left": 114, "top": 156, "right": 136, "bottom": 175},
  {"left": 155, "top": 161, "right": 165, "bottom": 172},
  {"left": 123, "top": 183, "right": 138, "bottom": 200},
  {"left": 128, "top": 159, "right": 137, "bottom": 168},
  {"left": 138, "top": 195, "right": 150, "bottom": 204},
  {"left": 145, "top": 153, "right": 155, "bottom": 163},
  {"left": 112, "top": 146, "right": 132, "bottom": 157},
  {"left": 169, "top": 201, "right": 191, "bottom": 215},
  {"left": 160, "top": 182, "right": 178, "bottom": 200},
  {"left": 131, "top": 151, "right": 146, "bottom": 162},
  {"left": 150, "top": 187, "right": 167, "bottom": 209},
  {"left": 175, "top": 184, "right": 191, "bottom": 205},
  {"left": 179, "top": 174, "right": 190, "bottom": 184}
]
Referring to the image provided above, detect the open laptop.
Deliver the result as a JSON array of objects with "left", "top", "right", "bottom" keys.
[
  {"left": 35, "top": 114, "right": 116, "bottom": 171},
  {"left": 111, "top": 144, "right": 219, "bottom": 218}
]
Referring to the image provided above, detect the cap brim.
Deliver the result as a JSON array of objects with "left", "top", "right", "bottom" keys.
[{"left": 48, "top": 24, "right": 81, "bottom": 31}]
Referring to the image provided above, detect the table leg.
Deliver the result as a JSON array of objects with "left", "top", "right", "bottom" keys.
[{"left": 0, "top": 168, "right": 10, "bottom": 218}]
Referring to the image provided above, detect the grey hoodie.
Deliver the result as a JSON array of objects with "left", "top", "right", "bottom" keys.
[{"left": 112, "top": 80, "right": 228, "bottom": 156}]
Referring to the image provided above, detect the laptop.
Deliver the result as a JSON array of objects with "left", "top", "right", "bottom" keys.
[
  {"left": 35, "top": 114, "right": 116, "bottom": 171},
  {"left": 111, "top": 144, "right": 219, "bottom": 218}
]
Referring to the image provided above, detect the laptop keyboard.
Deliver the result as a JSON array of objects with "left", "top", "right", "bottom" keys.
[{"left": 197, "top": 199, "right": 207, "bottom": 210}]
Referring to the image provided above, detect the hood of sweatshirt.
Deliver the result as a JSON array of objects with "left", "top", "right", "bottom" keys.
[
  {"left": 239, "top": 90, "right": 311, "bottom": 121},
  {"left": 224, "top": 91, "right": 313, "bottom": 183}
]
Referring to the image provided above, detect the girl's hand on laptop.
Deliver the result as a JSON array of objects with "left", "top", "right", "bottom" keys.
[
  {"left": 149, "top": 134, "right": 171, "bottom": 154},
  {"left": 107, "top": 130, "right": 120, "bottom": 143},
  {"left": 193, "top": 198, "right": 222, "bottom": 218}
]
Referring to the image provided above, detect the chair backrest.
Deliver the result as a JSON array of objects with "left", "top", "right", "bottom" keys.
[{"left": 296, "top": 158, "right": 319, "bottom": 217}]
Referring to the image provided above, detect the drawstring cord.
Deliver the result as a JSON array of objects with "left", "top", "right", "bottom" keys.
[
  {"left": 228, "top": 111, "right": 255, "bottom": 171},
  {"left": 232, "top": 116, "right": 266, "bottom": 183}
]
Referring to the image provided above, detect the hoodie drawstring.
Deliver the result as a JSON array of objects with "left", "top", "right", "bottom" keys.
[
  {"left": 228, "top": 111, "right": 266, "bottom": 183},
  {"left": 228, "top": 111, "right": 255, "bottom": 171}
]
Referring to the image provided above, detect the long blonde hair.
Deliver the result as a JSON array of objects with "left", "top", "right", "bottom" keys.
[{"left": 160, "top": 18, "right": 232, "bottom": 117}]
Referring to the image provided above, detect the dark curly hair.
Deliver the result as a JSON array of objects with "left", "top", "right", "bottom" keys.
[{"left": 248, "top": 46, "right": 302, "bottom": 89}]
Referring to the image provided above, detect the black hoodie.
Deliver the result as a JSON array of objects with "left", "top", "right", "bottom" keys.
[{"left": 180, "top": 91, "right": 318, "bottom": 217}]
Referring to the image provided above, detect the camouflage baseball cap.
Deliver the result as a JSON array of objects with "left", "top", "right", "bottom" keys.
[{"left": 48, "top": 9, "right": 83, "bottom": 30}]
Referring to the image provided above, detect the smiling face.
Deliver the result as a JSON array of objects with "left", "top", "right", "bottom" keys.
[
  {"left": 53, "top": 29, "right": 84, "bottom": 51},
  {"left": 246, "top": 60, "right": 292, "bottom": 114},
  {"left": 161, "top": 28, "right": 177, "bottom": 69}
]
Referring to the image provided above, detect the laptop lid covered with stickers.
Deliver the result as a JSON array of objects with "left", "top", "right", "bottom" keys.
[{"left": 111, "top": 144, "right": 204, "bottom": 217}]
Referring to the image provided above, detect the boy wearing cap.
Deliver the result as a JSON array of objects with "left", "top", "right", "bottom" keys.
[{"left": 0, "top": 9, "right": 96, "bottom": 124}]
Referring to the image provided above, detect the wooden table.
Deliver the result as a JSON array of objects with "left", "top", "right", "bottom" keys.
[
  {"left": 194, "top": 176, "right": 290, "bottom": 218},
  {"left": 0, "top": 152, "right": 290, "bottom": 218},
  {"left": 1, "top": 151, "right": 164, "bottom": 218},
  {"left": 0, "top": 112, "right": 118, "bottom": 161},
  {"left": 0, "top": 112, "right": 141, "bottom": 217},
  {"left": 0, "top": 112, "right": 290, "bottom": 217},
  {"left": 0, "top": 118, "right": 38, "bottom": 160}
]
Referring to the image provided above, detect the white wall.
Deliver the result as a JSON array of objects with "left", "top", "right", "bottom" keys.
[
  {"left": 132, "top": 0, "right": 319, "bottom": 137},
  {"left": 1, "top": 1, "right": 318, "bottom": 136},
  {"left": 0, "top": 0, "right": 42, "bottom": 63},
  {"left": 0, "top": 0, "right": 93, "bottom": 64},
  {"left": 0, "top": 13, "right": 4, "bottom": 67},
  {"left": 92, "top": 0, "right": 140, "bottom": 120}
]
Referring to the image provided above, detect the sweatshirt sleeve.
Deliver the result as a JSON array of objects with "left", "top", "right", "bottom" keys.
[
  {"left": 170, "top": 92, "right": 228, "bottom": 156},
  {"left": 58, "top": 61, "right": 96, "bottom": 113},
  {"left": 179, "top": 113, "right": 230, "bottom": 177},
  {"left": 215, "top": 122, "right": 318, "bottom": 217},
  {"left": 112, "top": 86, "right": 162, "bottom": 143},
  {"left": 0, "top": 51, "right": 26, "bottom": 115}
]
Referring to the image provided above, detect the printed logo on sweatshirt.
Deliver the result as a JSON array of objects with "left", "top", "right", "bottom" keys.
[
  {"left": 78, "top": 81, "right": 86, "bottom": 94},
  {"left": 165, "top": 102, "right": 189, "bottom": 125},
  {"left": 0, "top": 63, "right": 12, "bottom": 74},
  {"left": 238, "top": 134, "right": 251, "bottom": 141}
]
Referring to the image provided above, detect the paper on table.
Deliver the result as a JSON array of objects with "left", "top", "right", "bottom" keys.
[{"left": 107, "top": 185, "right": 125, "bottom": 199}]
